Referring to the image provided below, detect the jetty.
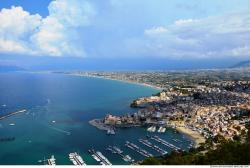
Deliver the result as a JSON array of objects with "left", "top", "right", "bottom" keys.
[
  {"left": 125, "top": 141, "right": 153, "bottom": 158},
  {"left": 88, "top": 149, "right": 112, "bottom": 165},
  {"left": 106, "top": 146, "right": 134, "bottom": 163},
  {"left": 138, "top": 139, "right": 168, "bottom": 155},
  {"left": 0, "top": 109, "right": 27, "bottom": 120},
  {"left": 47, "top": 155, "right": 56, "bottom": 165},
  {"left": 69, "top": 152, "right": 86, "bottom": 165},
  {"left": 150, "top": 135, "right": 181, "bottom": 151}
]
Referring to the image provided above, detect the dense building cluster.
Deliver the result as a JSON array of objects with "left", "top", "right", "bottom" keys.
[{"left": 65, "top": 70, "right": 250, "bottom": 142}]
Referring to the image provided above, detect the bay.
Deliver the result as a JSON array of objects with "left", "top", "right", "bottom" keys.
[{"left": 0, "top": 72, "right": 192, "bottom": 165}]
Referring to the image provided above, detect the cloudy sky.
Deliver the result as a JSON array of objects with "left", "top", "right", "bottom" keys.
[{"left": 0, "top": 0, "right": 250, "bottom": 70}]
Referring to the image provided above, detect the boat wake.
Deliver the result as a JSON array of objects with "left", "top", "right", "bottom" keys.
[{"left": 50, "top": 126, "right": 71, "bottom": 135}]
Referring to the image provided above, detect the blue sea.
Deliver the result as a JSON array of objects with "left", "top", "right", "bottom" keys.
[{"left": 0, "top": 72, "right": 193, "bottom": 165}]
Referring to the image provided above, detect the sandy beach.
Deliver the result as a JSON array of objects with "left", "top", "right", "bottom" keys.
[
  {"left": 70, "top": 73, "right": 163, "bottom": 91},
  {"left": 176, "top": 126, "right": 206, "bottom": 148}
]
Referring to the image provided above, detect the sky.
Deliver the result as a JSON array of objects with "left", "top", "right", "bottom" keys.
[{"left": 0, "top": 0, "right": 250, "bottom": 70}]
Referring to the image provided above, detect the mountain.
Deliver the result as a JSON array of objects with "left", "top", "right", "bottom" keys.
[{"left": 231, "top": 60, "right": 250, "bottom": 68}]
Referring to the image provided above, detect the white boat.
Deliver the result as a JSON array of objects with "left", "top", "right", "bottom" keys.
[
  {"left": 152, "top": 126, "right": 156, "bottom": 132},
  {"left": 47, "top": 155, "right": 56, "bottom": 165},
  {"left": 92, "top": 154, "right": 100, "bottom": 162},
  {"left": 69, "top": 152, "right": 86, "bottom": 165}
]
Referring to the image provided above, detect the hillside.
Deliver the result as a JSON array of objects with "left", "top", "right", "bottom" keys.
[{"left": 231, "top": 60, "right": 250, "bottom": 68}]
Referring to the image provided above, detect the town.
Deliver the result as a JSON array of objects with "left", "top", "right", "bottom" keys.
[{"left": 68, "top": 70, "right": 250, "bottom": 146}]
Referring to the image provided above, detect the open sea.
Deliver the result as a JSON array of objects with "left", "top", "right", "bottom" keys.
[{"left": 0, "top": 72, "right": 193, "bottom": 165}]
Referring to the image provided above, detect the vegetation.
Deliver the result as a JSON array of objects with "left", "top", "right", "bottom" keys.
[{"left": 141, "top": 123, "right": 250, "bottom": 165}]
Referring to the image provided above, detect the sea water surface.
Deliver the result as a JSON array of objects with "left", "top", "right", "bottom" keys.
[{"left": 0, "top": 72, "right": 193, "bottom": 165}]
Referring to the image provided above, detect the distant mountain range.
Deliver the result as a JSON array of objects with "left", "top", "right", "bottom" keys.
[
  {"left": 0, "top": 65, "right": 25, "bottom": 72},
  {"left": 231, "top": 60, "right": 250, "bottom": 68}
]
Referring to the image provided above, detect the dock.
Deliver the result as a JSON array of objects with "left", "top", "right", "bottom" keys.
[
  {"left": 150, "top": 135, "right": 181, "bottom": 151},
  {"left": 69, "top": 152, "right": 86, "bottom": 165},
  {"left": 47, "top": 155, "right": 56, "bottom": 165},
  {"left": 138, "top": 139, "right": 168, "bottom": 155},
  {"left": 125, "top": 141, "right": 153, "bottom": 158},
  {"left": 0, "top": 109, "right": 27, "bottom": 120},
  {"left": 106, "top": 146, "right": 135, "bottom": 163},
  {"left": 88, "top": 149, "right": 112, "bottom": 165}
]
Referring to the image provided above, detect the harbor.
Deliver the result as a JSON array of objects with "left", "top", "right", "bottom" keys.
[
  {"left": 0, "top": 72, "right": 194, "bottom": 165},
  {"left": 36, "top": 133, "right": 193, "bottom": 165}
]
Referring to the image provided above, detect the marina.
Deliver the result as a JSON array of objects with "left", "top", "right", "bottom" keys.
[
  {"left": 125, "top": 141, "right": 153, "bottom": 158},
  {"left": 139, "top": 139, "right": 168, "bottom": 155},
  {"left": 69, "top": 152, "right": 86, "bottom": 165},
  {"left": 150, "top": 135, "right": 181, "bottom": 151}
]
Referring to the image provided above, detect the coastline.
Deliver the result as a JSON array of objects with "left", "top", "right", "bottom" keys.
[
  {"left": 69, "top": 73, "right": 163, "bottom": 91},
  {"left": 59, "top": 72, "right": 202, "bottom": 147},
  {"left": 176, "top": 126, "right": 206, "bottom": 148}
]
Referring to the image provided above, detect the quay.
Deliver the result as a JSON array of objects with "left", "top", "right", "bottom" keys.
[
  {"left": 125, "top": 141, "right": 153, "bottom": 158},
  {"left": 138, "top": 139, "right": 168, "bottom": 155},
  {"left": 0, "top": 109, "right": 27, "bottom": 120},
  {"left": 69, "top": 152, "right": 86, "bottom": 165},
  {"left": 150, "top": 135, "right": 181, "bottom": 151},
  {"left": 88, "top": 149, "right": 112, "bottom": 165}
]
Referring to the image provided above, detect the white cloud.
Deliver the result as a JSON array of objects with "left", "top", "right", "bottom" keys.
[
  {"left": 0, "top": 0, "right": 95, "bottom": 57},
  {"left": 144, "top": 26, "right": 168, "bottom": 36},
  {"left": 142, "top": 12, "right": 250, "bottom": 59},
  {"left": 174, "top": 19, "right": 197, "bottom": 26}
]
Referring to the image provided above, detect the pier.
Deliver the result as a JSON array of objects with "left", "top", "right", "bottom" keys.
[
  {"left": 88, "top": 149, "right": 112, "bottom": 165},
  {"left": 150, "top": 135, "right": 181, "bottom": 151},
  {"left": 106, "top": 146, "right": 135, "bottom": 163},
  {"left": 69, "top": 152, "right": 86, "bottom": 165},
  {"left": 0, "top": 109, "right": 27, "bottom": 120},
  {"left": 138, "top": 139, "right": 168, "bottom": 155},
  {"left": 125, "top": 141, "right": 153, "bottom": 158},
  {"left": 47, "top": 155, "right": 56, "bottom": 165}
]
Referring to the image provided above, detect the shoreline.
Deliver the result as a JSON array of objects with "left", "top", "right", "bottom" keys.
[
  {"left": 176, "top": 126, "right": 206, "bottom": 148},
  {"left": 69, "top": 73, "right": 163, "bottom": 91},
  {"left": 59, "top": 72, "right": 202, "bottom": 147}
]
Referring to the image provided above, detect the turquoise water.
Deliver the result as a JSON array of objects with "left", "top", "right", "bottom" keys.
[{"left": 0, "top": 72, "right": 192, "bottom": 165}]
